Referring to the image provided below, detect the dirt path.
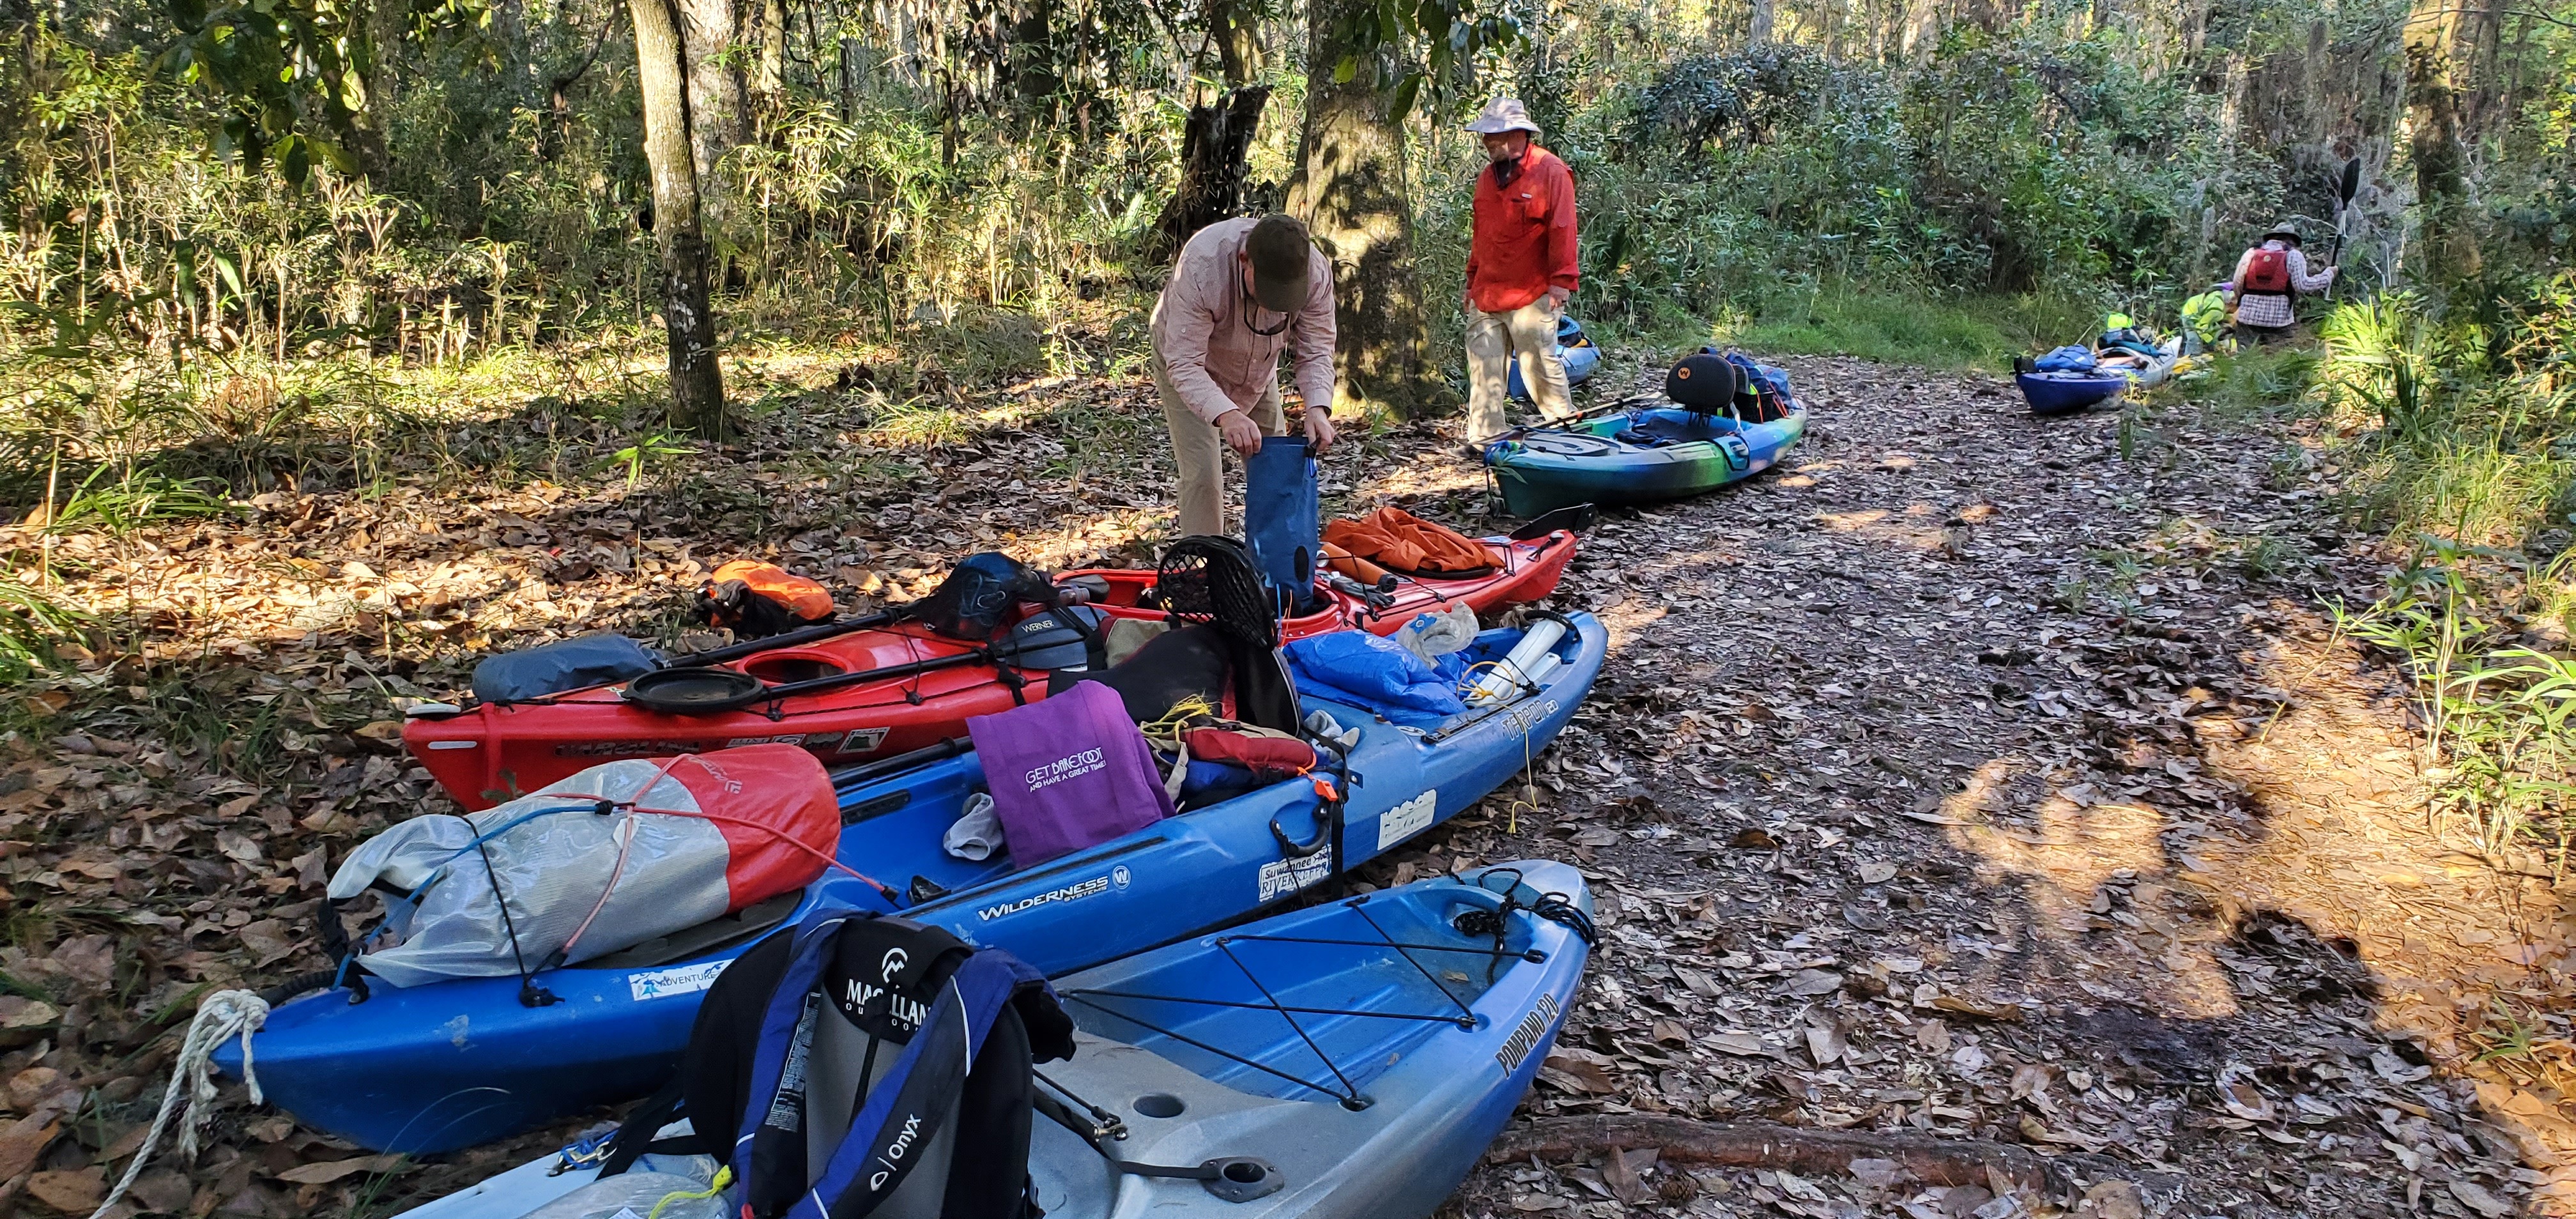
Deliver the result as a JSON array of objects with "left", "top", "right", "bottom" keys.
[
  {"left": 1371, "top": 356, "right": 2576, "bottom": 1217},
  {"left": 1, "top": 346, "right": 2571, "bottom": 1218}
]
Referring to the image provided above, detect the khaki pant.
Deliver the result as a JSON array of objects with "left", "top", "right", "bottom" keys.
[
  {"left": 1466, "top": 298, "right": 1575, "bottom": 442},
  {"left": 1153, "top": 355, "right": 1284, "bottom": 538}
]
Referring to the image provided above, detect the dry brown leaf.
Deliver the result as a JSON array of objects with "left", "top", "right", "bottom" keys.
[
  {"left": 273, "top": 1154, "right": 405, "bottom": 1184},
  {"left": 1805, "top": 1023, "right": 1847, "bottom": 1065},
  {"left": 26, "top": 1167, "right": 103, "bottom": 1213},
  {"left": 0, "top": 1113, "right": 61, "bottom": 1181}
]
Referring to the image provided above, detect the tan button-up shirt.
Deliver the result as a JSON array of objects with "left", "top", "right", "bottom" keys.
[{"left": 1149, "top": 217, "right": 1338, "bottom": 425}]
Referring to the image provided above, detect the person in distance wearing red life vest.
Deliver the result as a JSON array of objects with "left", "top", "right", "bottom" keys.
[
  {"left": 2229, "top": 222, "right": 2335, "bottom": 342},
  {"left": 1462, "top": 97, "right": 1580, "bottom": 448}
]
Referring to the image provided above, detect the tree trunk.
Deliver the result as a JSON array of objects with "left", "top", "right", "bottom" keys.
[
  {"left": 753, "top": 0, "right": 786, "bottom": 102},
  {"left": 1288, "top": 6, "right": 1441, "bottom": 418},
  {"left": 631, "top": 0, "right": 729, "bottom": 436},
  {"left": 1899, "top": 0, "right": 1940, "bottom": 64},
  {"left": 677, "top": 0, "right": 744, "bottom": 228},
  {"left": 1205, "top": 0, "right": 1261, "bottom": 85},
  {"left": 1748, "top": 0, "right": 1775, "bottom": 45},
  {"left": 1152, "top": 85, "right": 1271, "bottom": 260},
  {"left": 2404, "top": 0, "right": 2473, "bottom": 281}
]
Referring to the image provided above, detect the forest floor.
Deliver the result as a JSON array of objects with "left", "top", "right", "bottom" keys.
[{"left": 0, "top": 336, "right": 2572, "bottom": 1218}]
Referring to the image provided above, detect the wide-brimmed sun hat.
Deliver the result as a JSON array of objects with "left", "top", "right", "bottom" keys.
[{"left": 1466, "top": 97, "right": 1542, "bottom": 137}]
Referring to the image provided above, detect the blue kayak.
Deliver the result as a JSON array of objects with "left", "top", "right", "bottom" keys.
[
  {"left": 394, "top": 860, "right": 1593, "bottom": 1219},
  {"left": 216, "top": 618, "right": 1607, "bottom": 1154},
  {"left": 1506, "top": 315, "right": 1602, "bottom": 401},
  {"left": 2016, "top": 369, "right": 2126, "bottom": 414}
]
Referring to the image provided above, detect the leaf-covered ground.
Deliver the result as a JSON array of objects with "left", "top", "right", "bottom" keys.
[{"left": 1, "top": 341, "right": 2571, "bottom": 1218}]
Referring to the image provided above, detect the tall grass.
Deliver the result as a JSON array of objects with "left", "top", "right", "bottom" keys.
[
  {"left": 0, "top": 578, "right": 87, "bottom": 680},
  {"left": 2345, "top": 548, "right": 2576, "bottom": 873},
  {"left": 2313, "top": 279, "right": 2576, "bottom": 869}
]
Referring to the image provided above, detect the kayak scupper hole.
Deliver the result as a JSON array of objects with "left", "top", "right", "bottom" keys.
[
  {"left": 1133, "top": 1092, "right": 1185, "bottom": 1119},
  {"left": 1222, "top": 1162, "right": 1266, "bottom": 1184}
]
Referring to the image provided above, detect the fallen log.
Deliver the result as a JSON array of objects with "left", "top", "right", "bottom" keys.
[{"left": 1487, "top": 1115, "right": 2117, "bottom": 1193}]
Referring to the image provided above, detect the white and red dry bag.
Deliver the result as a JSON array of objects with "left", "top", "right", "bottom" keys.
[{"left": 326, "top": 744, "right": 839, "bottom": 988}]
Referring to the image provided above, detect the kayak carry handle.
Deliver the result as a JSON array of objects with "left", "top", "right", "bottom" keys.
[{"left": 1271, "top": 805, "right": 1331, "bottom": 859}]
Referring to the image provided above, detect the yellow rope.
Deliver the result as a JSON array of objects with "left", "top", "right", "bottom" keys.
[
  {"left": 1137, "top": 694, "right": 1220, "bottom": 750},
  {"left": 1457, "top": 658, "right": 1510, "bottom": 698},
  {"left": 1505, "top": 710, "right": 1540, "bottom": 836},
  {"left": 647, "top": 1166, "right": 733, "bottom": 1219}
]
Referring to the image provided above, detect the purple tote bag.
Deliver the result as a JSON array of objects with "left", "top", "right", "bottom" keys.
[{"left": 966, "top": 681, "right": 1176, "bottom": 867}]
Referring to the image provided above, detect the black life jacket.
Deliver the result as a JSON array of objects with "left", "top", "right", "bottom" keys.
[{"left": 603, "top": 908, "right": 1074, "bottom": 1219}]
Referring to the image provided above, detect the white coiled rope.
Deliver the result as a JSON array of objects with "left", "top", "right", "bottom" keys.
[{"left": 88, "top": 989, "right": 270, "bottom": 1219}]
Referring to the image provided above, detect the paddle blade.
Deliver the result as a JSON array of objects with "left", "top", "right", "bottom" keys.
[{"left": 2337, "top": 157, "right": 2362, "bottom": 204}]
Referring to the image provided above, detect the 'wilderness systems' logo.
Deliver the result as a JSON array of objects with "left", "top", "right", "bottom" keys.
[
  {"left": 1495, "top": 992, "right": 1561, "bottom": 1073},
  {"left": 977, "top": 875, "right": 1112, "bottom": 921}
]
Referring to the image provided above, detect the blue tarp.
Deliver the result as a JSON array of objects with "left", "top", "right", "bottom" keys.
[
  {"left": 2034, "top": 345, "right": 2098, "bottom": 372},
  {"left": 1285, "top": 631, "right": 1467, "bottom": 728}
]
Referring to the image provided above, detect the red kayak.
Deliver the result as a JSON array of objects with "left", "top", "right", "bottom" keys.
[{"left": 404, "top": 530, "right": 1575, "bottom": 808}]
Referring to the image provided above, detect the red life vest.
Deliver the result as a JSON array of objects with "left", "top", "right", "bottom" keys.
[{"left": 2242, "top": 247, "right": 2292, "bottom": 295}]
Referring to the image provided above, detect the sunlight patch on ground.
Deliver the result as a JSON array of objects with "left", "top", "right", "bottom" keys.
[
  {"left": 2190, "top": 610, "right": 2576, "bottom": 1204},
  {"left": 1938, "top": 759, "right": 2242, "bottom": 1020}
]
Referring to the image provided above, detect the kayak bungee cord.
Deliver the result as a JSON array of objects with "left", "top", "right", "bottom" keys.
[
  {"left": 1457, "top": 865, "right": 1598, "bottom": 983},
  {"left": 467, "top": 809, "right": 560, "bottom": 1008},
  {"left": 551, "top": 755, "right": 693, "bottom": 966},
  {"left": 1061, "top": 887, "right": 1560, "bottom": 1109}
]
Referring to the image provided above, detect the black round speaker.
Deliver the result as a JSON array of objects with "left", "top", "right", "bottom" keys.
[
  {"left": 1664, "top": 351, "right": 1745, "bottom": 411},
  {"left": 622, "top": 666, "right": 767, "bottom": 715}
]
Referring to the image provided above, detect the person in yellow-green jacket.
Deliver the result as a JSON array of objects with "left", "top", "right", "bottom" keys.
[{"left": 2180, "top": 282, "right": 2232, "bottom": 356}]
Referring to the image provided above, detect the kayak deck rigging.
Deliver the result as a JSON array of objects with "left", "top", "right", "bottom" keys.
[{"left": 1059, "top": 878, "right": 1579, "bottom": 1109}]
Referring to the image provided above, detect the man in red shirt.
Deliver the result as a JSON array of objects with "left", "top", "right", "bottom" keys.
[{"left": 1463, "top": 97, "right": 1579, "bottom": 445}]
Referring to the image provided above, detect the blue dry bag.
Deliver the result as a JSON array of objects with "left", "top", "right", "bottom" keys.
[{"left": 1243, "top": 436, "right": 1321, "bottom": 615}]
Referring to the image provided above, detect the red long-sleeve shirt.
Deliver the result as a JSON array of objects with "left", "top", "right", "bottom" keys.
[{"left": 1466, "top": 144, "right": 1579, "bottom": 314}]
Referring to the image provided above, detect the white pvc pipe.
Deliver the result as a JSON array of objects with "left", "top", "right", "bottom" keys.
[
  {"left": 1519, "top": 652, "right": 1564, "bottom": 689},
  {"left": 1467, "top": 618, "right": 1567, "bottom": 705}
]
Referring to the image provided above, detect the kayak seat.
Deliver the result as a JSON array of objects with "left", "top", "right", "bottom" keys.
[
  {"left": 1051, "top": 624, "right": 1235, "bottom": 723},
  {"left": 1615, "top": 411, "right": 1745, "bottom": 447}
]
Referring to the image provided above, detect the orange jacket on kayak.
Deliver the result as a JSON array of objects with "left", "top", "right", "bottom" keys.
[{"left": 1324, "top": 508, "right": 1493, "bottom": 576}]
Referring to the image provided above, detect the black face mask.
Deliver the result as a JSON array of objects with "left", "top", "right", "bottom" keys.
[{"left": 1491, "top": 149, "right": 1524, "bottom": 188}]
